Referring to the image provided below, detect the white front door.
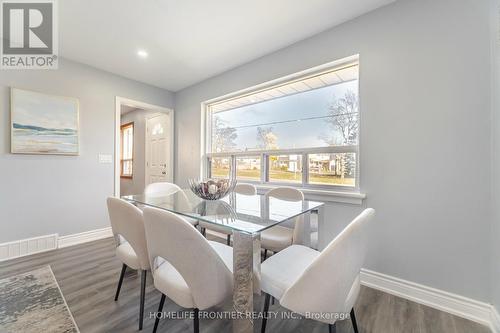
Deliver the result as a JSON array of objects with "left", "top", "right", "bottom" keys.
[{"left": 146, "top": 113, "right": 171, "bottom": 185}]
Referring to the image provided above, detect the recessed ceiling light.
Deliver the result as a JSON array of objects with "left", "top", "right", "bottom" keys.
[{"left": 137, "top": 50, "right": 148, "bottom": 58}]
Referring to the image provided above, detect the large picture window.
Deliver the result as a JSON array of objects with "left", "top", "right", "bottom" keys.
[{"left": 204, "top": 58, "right": 359, "bottom": 189}]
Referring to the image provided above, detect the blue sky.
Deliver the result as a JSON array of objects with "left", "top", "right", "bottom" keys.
[{"left": 213, "top": 80, "right": 358, "bottom": 151}]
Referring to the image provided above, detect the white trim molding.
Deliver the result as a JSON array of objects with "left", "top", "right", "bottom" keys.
[
  {"left": 0, "top": 234, "right": 58, "bottom": 262},
  {"left": 301, "top": 189, "right": 365, "bottom": 205},
  {"left": 255, "top": 184, "right": 366, "bottom": 205},
  {"left": 360, "top": 269, "right": 493, "bottom": 328},
  {"left": 58, "top": 227, "right": 113, "bottom": 248},
  {"left": 255, "top": 184, "right": 365, "bottom": 204},
  {"left": 0, "top": 227, "right": 113, "bottom": 261},
  {"left": 491, "top": 306, "right": 500, "bottom": 333}
]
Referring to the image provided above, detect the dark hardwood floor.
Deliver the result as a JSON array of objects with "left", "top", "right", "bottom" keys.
[{"left": 0, "top": 237, "right": 491, "bottom": 333}]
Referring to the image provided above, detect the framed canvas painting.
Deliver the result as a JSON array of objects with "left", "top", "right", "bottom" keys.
[{"left": 10, "top": 88, "right": 79, "bottom": 155}]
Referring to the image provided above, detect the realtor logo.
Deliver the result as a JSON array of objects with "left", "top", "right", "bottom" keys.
[{"left": 1, "top": 0, "right": 58, "bottom": 69}]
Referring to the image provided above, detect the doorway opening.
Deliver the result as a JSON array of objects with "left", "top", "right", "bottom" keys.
[{"left": 115, "top": 97, "right": 174, "bottom": 197}]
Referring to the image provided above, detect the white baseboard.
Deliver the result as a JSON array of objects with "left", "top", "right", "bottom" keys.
[
  {"left": 0, "top": 227, "right": 113, "bottom": 262},
  {"left": 360, "top": 268, "right": 492, "bottom": 328},
  {"left": 0, "top": 234, "right": 58, "bottom": 262},
  {"left": 491, "top": 306, "right": 500, "bottom": 333},
  {"left": 58, "top": 227, "right": 113, "bottom": 248}
]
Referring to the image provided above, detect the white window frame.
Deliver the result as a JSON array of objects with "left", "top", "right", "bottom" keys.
[{"left": 200, "top": 55, "right": 361, "bottom": 194}]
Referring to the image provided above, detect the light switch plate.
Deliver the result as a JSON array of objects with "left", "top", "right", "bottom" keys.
[{"left": 99, "top": 154, "right": 113, "bottom": 164}]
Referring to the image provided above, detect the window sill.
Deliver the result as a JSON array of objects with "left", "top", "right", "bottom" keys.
[{"left": 254, "top": 184, "right": 366, "bottom": 205}]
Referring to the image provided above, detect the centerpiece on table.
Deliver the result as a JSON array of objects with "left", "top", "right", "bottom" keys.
[{"left": 188, "top": 167, "right": 237, "bottom": 200}]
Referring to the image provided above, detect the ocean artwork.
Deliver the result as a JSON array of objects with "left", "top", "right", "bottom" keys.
[{"left": 11, "top": 88, "right": 79, "bottom": 155}]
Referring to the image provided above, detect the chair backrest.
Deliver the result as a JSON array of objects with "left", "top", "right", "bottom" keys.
[
  {"left": 267, "top": 187, "right": 304, "bottom": 241},
  {"left": 266, "top": 187, "right": 304, "bottom": 201},
  {"left": 280, "top": 208, "right": 375, "bottom": 322},
  {"left": 234, "top": 183, "right": 257, "bottom": 195},
  {"left": 144, "top": 182, "right": 181, "bottom": 196},
  {"left": 106, "top": 197, "right": 150, "bottom": 270},
  {"left": 143, "top": 207, "right": 233, "bottom": 310}
]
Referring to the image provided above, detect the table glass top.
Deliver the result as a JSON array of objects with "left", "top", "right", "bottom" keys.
[{"left": 122, "top": 189, "right": 324, "bottom": 234}]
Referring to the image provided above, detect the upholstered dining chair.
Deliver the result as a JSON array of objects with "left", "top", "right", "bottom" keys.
[
  {"left": 234, "top": 183, "right": 257, "bottom": 195},
  {"left": 106, "top": 197, "right": 150, "bottom": 330},
  {"left": 260, "top": 187, "right": 305, "bottom": 259},
  {"left": 144, "top": 182, "right": 199, "bottom": 227},
  {"left": 260, "top": 208, "right": 375, "bottom": 333},
  {"left": 144, "top": 181, "right": 182, "bottom": 196},
  {"left": 143, "top": 207, "right": 234, "bottom": 333},
  {"left": 199, "top": 183, "right": 257, "bottom": 245}
]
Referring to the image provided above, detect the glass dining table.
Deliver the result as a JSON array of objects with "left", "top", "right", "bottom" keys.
[{"left": 123, "top": 189, "right": 325, "bottom": 333}]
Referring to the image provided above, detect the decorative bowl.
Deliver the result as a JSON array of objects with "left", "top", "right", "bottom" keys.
[{"left": 188, "top": 177, "right": 237, "bottom": 200}]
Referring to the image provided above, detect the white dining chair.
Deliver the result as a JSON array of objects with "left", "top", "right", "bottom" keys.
[
  {"left": 144, "top": 182, "right": 182, "bottom": 196},
  {"left": 143, "top": 207, "right": 234, "bottom": 333},
  {"left": 144, "top": 182, "right": 199, "bottom": 227},
  {"left": 260, "top": 208, "right": 375, "bottom": 333},
  {"left": 199, "top": 183, "right": 257, "bottom": 245},
  {"left": 260, "top": 187, "right": 305, "bottom": 259},
  {"left": 234, "top": 183, "right": 257, "bottom": 195},
  {"left": 106, "top": 197, "right": 150, "bottom": 330}
]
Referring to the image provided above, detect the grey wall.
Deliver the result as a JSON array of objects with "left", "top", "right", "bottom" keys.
[
  {"left": 491, "top": 0, "right": 500, "bottom": 312},
  {"left": 175, "top": 0, "right": 492, "bottom": 302},
  {"left": 120, "top": 108, "right": 158, "bottom": 196},
  {"left": 0, "top": 59, "right": 174, "bottom": 243}
]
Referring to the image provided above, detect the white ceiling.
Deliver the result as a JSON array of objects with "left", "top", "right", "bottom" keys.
[{"left": 60, "top": 0, "right": 394, "bottom": 92}]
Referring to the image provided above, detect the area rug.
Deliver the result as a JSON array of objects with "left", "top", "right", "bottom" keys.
[{"left": 0, "top": 265, "right": 79, "bottom": 333}]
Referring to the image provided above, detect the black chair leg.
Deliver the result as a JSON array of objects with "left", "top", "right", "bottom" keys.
[
  {"left": 263, "top": 249, "right": 268, "bottom": 260},
  {"left": 329, "top": 323, "right": 337, "bottom": 333},
  {"left": 193, "top": 308, "right": 199, "bottom": 333},
  {"left": 114, "top": 264, "right": 127, "bottom": 301},
  {"left": 201, "top": 228, "right": 206, "bottom": 237},
  {"left": 227, "top": 234, "right": 231, "bottom": 245},
  {"left": 350, "top": 308, "right": 359, "bottom": 333},
  {"left": 139, "top": 270, "right": 147, "bottom": 330},
  {"left": 261, "top": 293, "right": 271, "bottom": 333},
  {"left": 153, "top": 294, "right": 166, "bottom": 333}
]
